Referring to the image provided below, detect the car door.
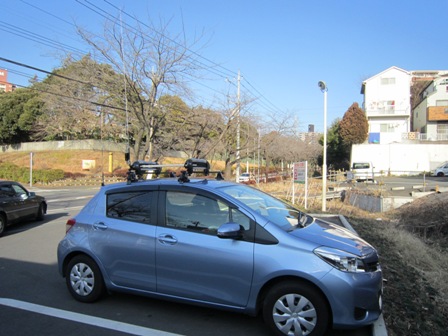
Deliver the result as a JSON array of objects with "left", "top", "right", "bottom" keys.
[
  {"left": 88, "top": 187, "right": 158, "bottom": 291},
  {"left": 155, "top": 189, "right": 255, "bottom": 308},
  {"left": 11, "top": 183, "right": 38, "bottom": 219}
]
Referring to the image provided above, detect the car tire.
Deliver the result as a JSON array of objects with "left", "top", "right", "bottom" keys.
[
  {"left": 36, "top": 203, "right": 45, "bottom": 221},
  {"left": 262, "top": 280, "right": 329, "bottom": 336},
  {"left": 437, "top": 172, "right": 444, "bottom": 177},
  {"left": 65, "top": 255, "right": 105, "bottom": 303},
  {"left": 0, "top": 214, "right": 6, "bottom": 237}
]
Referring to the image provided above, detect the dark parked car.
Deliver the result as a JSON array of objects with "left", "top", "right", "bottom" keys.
[
  {"left": 0, "top": 181, "right": 47, "bottom": 236},
  {"left": 58, "top": 160, "right": 382, "bottom": 336}
]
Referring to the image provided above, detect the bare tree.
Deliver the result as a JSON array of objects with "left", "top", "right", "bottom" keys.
[
  {"left": 77, "top": 15, "right": 206, "bottom": 160},
  {"left": 193, "top": 94, "right": 258, "bottom": 179},
  {"left": 153, "top": 95, "right": 223, "bottom": 160},
  {"left": 259, "top": 111, "right": 299, "bottom": 179}
]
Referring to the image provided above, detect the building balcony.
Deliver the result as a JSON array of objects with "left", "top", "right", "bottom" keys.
[
  {"left": 427, "top": 106, "right": 448, "bottom": 121},
  {"left": 366, "top": 108, "right": 410, "bottom": 118}
]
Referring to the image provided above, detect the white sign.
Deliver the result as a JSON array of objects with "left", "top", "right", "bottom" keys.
[
  {"left": 292, "top": 161, "right": 308, "bottom": 209},
  {"left": 293, "top": 161, "right": 307, "bottom": 184}
]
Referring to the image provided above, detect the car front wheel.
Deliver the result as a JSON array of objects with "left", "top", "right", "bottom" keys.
[
  {"left": 65, "top": 255, "right": 105, "bottom": 303},
  {"left": 36, "top": 203, "right": 45, "bottom": 221},
  {"left": 263, "top": 281, "right": 329, "bottom": 336},
  {"left": 437, "top": 172, "right": 444, "bottom": 177}
]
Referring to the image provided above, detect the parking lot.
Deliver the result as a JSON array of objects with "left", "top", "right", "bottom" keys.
[{"left": 0, "top": 186, "right": 374, "bottom": 336}]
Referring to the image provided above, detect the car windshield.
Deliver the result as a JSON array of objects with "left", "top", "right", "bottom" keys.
[{"left": 219, "top": 185, "right": 310, "bottom": 230}]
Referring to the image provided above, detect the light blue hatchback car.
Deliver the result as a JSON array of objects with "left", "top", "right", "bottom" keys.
[{"left": 57, "top": 162, "right": 382, "bottom": 336}]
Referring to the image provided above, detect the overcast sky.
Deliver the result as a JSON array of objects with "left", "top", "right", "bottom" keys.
[{"left": 2, "top": 0, "right": 447, "bottom": 132}]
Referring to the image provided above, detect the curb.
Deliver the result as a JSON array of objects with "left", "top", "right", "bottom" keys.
[{"left": 372, "top": 314, "right": 388, "bottom": 336}]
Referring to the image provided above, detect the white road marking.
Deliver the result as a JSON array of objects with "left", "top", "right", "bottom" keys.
[
  {"left": 0, "top": 298, "right": 183, "bottom": 336},
  {"left": 47, "top": 206, "right": 84, "bottom": 214},
  {"left": 46, "top": 196, "right": 93, "bottom": 203}
]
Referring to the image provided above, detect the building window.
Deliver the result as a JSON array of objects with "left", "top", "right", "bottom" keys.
[
  {"left": 437, "top": 124, "right": 448, "bottom": 134},
  {"left": 381, "top": 77, "right": 396, "bottom": 85},
  {"left": 380, "top": 124, "right": 395, "bottom": 132}
]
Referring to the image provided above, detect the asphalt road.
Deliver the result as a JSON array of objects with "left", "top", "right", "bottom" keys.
[
  {"left": 0, "top": 185, "right": 372, "bottom": 336},
  {"left": 345, "top": 174, "right": 448, "bottom": 197}
]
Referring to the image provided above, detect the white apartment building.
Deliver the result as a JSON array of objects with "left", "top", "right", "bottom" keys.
[
  {"left": 412, "top": 76, "right": 448, "bottom": 140},
  {"left": 360, "top": 66, "right": 412, "bottom": 144},
  {"left": 360, "top": 66, "right": 448, "bottom": 145},
  {"left": 353, "top": 67, "right": 448, "bottom": 175}
]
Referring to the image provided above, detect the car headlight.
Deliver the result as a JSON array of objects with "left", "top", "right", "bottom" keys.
[{"left": 314, "top": 246, "right": 365, "bottom": 273}]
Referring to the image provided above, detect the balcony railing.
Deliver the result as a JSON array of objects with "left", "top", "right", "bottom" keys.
[
  {"left": 402, "top": 132, "right": 448, "bottom": 141},
  {"left": 366, "top": 108, "right": 410, "bottom": 117}
]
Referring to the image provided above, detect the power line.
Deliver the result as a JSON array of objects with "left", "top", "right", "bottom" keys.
[
  {"left": 0, "top": 21, "right": 86, "bottom": 57},
  {"left": 4, "top": 1, "right": 288, "bottom": 118},
  {"left": 101, "top": 0, "right": 237, "bottom": 79},
  {"left": 12, "top": 2, "right": 236, "bottom": 103},
  {"left": 7, "top": 80, "right": 126, "bottom": 113},
  {"left": 0, "top": 57, "right": 91, "bottom": 86},
  {"left": 75, "top": 0, "right": 236, "bottom": 83}
]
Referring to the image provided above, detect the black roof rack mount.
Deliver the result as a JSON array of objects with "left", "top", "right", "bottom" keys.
[{"left": 125, "top": 157, "right": 224, "bottom": 184}]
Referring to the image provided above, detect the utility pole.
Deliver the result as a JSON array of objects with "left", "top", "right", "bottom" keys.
[{"left": 236, "top": 70, "right": 241, "bottom": 182}]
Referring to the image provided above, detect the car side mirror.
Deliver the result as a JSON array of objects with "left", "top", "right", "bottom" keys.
[{"left": 217, "top": 222, "right": 243, "bottom": 239}]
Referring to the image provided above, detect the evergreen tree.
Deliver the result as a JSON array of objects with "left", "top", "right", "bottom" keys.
[
  {"left": 318, "top": 119, "right": 350, "bottom": 170},
  {"left": 339, "top": 102, "right": 368, "bottom": 145},
  {"left": 0, "top": 89, "right": 42, "bottom": 144}
]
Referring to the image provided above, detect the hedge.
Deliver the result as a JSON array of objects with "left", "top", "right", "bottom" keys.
[{"left": 0, "top": 162, "right": 64, "bottom": 184}]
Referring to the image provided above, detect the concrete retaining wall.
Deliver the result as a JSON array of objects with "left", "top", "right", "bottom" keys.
[
  {"left": 351, "top": 143, "right": 448, "bottom": 175},
  {"left": 348, "top": 192, "right": 433, "bottom": 212},
  {"left": 0, "top": 140, "right": 188, "bottom": 160},
  {"left": 1, "top": 140, "right": 127, "bottom": 153}
]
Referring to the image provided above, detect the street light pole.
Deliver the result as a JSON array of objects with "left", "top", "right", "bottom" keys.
[{"left": 318, "top": 81, "right": 328, "bottom": 212}]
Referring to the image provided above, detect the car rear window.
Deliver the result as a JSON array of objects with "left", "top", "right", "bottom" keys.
[{"left": 353, "top": 163, "right": 370, "bottom": 169}]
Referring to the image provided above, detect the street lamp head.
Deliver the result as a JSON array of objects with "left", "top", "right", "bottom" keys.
[{"left": 318, "top": 81, "right": 327, "bottom": 92}]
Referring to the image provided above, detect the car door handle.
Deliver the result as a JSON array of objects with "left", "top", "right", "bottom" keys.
[
  {"left": 93, "top": 222, "right": 108, "bottom": 230},
  {"left": 158, "top": 234, "right": 178, "bottom": 245}
]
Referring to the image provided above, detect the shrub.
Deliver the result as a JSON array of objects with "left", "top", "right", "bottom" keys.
[{"left": 0, "top": 163, "right": 64, "bottom": 184}]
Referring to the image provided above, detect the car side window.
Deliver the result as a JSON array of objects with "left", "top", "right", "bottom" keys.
[
  {"left": 107, "top": 191, "right": 152, "bottom": 224},
  {"left": 166, "top": 191, "right": 245, "bottom": 234},
  {"left": 11, "top": 185, "right": 28, "bottom": 199},
  {"left": 231, "top": 208, "right": 251, "bottom": 230},
  {"left": 0, "top": 185, "right": 15, "bottom": 197}
]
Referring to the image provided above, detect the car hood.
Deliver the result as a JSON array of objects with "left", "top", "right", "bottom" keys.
[{"left": 290, "top": 218, "right": 376, "bottom": 257}]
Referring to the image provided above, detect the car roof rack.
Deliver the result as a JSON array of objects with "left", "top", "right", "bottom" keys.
[{"left": 125, "top": 156, "right": 224, "bottom": 184}]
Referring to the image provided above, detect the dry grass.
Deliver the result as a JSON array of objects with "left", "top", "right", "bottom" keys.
[{"left": 0, "top": 150, "right": 127, "bottom": 175}]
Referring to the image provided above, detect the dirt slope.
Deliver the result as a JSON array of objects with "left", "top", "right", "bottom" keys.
[{"left": 347, "top": 192, "right": 448, "bottom": 336}]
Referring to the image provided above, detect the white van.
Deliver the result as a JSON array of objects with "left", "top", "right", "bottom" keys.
[
  {"left": 434, "top": 162, "right": 448, "bottom": 177},
  {"left": 350, "top": 162, "right": 374, "bottom": 181}
]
